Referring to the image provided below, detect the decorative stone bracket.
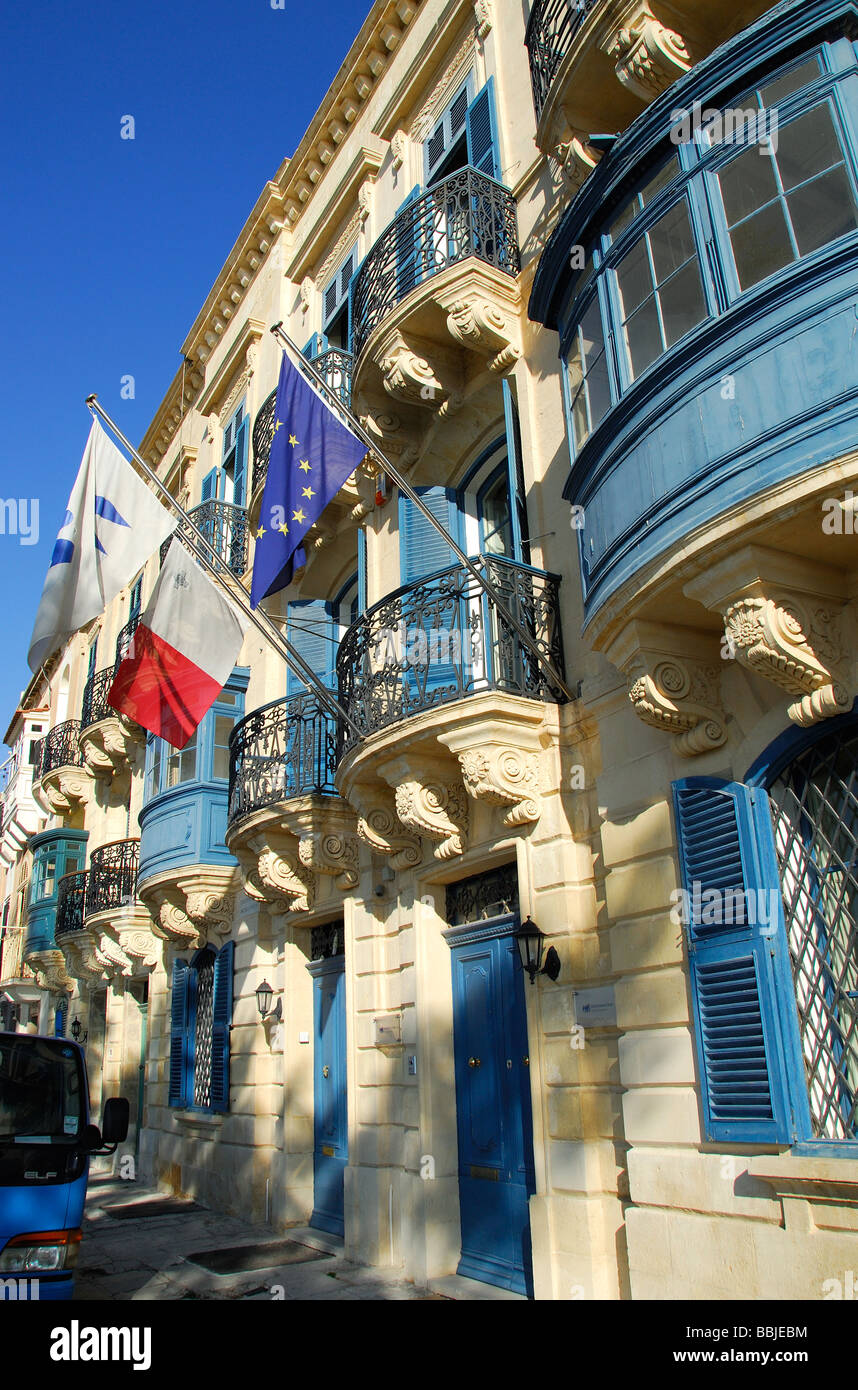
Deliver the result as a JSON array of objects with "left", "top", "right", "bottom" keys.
[
  {"left": 80, "top": 716, "right": 145, "bottom": 786},
  {"left": 376, "top": 755, "right": 469, "bottom": 860},
  {"left": 379, "top": 332, "right": 462, "bottom": 413},
  {"left": 239, "top": 836, "right": 314, "bottom": 914},
  {"left": 437, "top": 715, "right": 546, "bottom": 826},
  {"left": 55, "top": 932, "right": 110, "bottom": 984},
  {"left": 684, "top": 547, "right": 853, "bottom": 729},
  {"left": 444, "top": 299, "right": 520, "bottom": 374},
  {"left": 34, "top": 766, "right": 93, "bottom": 817},
  {"left": 227, "top": 796, "right": 362, "bottom": 911},
  {"left": 281, "top": 802, "right": 361, "bottom": 891},
  {"left": 141, "top": 867, "right": 238, "bottom": 950},
  {"left": 600, "top": 1, "right": 692, "bottom": 103},
  {"left": 27, "top": 948, "right": 74, "bottom": 993},
  {"left": 605, "top": 620, "right": 727, "bottom": 756},
  {"left": 348, "top": 784, "right": 423, "bottom": 868},
  {"left": 87, "top": 905, "right": 161, "bottom": 978}
]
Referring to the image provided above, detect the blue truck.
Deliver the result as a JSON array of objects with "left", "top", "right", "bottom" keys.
[{"left": 0, "top": 1030, "right": 128, "bottom": 1300}]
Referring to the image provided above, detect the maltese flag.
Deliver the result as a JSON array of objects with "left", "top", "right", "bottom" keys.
[
  {"left": 28, "top": 420, "right": 176, "bottom": 672},
  {"left": 108, "top": 540, "right": 248, "bottom": 747}
]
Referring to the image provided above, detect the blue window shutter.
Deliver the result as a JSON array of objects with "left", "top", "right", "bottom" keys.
[
  {"left": 399, "top": 487, "right": 458, "bottom": 584},
  {"left": 672, "top": 778, "right": 805, "bottom": 1144},
  {"left": 395, "top": 187, "right": 421, "bottom": 300},
  {"left": 302, "top": 333, "right": 327, "bottom": 360},
  {"left": 201, "top": 467, "right": 218, "bottom": 503},
  {"left": 232, "top": 413, "right": 248, "bottom": 507},
  {"left": 87, "top": 641, "right": 98, "bottom": 679},
  {"left": 357, "top": 526, "right": 367, "bottom": 615},
  {"left": 286, "top": 599, "right": 335, "bottom": 694},
  {"left": 466, "top": 78, "right": 500, "bottom": 179},
  {"left": 501, "top": 379, "right": 528, "bottom": 563},
  {"left": 210, "top": 940, "right": 235, "bottom": 1114},
  {"left": 168, "top": 958, "right": 191, "bottom": 1108},
  {"left": 54, "top": 1004, "right": 66, "bottom": 1037},
  {"left": 129, "top": 575, "right": 143, "bottom": 620}
]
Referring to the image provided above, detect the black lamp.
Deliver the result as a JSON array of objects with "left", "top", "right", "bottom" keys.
[
  {"left": 70, "top": 1017, "right": 87, "bottom": 1043},
  {"left": 514, "top": 918, "right": 561, "bottom": 985},
  {"left": 255, "top": 980, "right": 281, "bottom": 1022}
]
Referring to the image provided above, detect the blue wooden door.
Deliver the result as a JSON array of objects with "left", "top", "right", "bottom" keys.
[
  {"left": 309, "top": 956, "right": 348, "bottom": 1235},
  {"left": 450, "top": 928, "right": 535, "bottom": 1295}
]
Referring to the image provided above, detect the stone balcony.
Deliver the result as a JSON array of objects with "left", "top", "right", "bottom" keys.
[
  {"left": 32, "top": 721, "right": 92, "bottom": 816},
  {"left": 350, "top": 166, "right": 522, "bottom": 453},
  {"left": 334, "top": 555, "right": 568, "bottom": 864},
  {"left": 79, "top": 659, "right": 145, "bottom": 788},
  {"left": 55, "top": 839, "right": 159, "bottom": 982},
  {"left": 225, "top": 691, "right": 359, "bottom": 918},
  {"left": 525, "top": 0, "right": 771, "bottom": 192}
]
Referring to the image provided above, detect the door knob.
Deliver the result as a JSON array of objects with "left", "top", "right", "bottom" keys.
[
  {"left": 322, "top": 1065, "right": 330, "bottom": 1078},
  {"left": 468, "top": 1057, "right": 481, "bottom": 1068},
  {"left": 522, "top": 1056, "right": 529, "bottom": 1067}
]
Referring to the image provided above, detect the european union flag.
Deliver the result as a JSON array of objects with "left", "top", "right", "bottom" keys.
[{"left": 250, "top": 352, "right": 368, "bottom": 607}]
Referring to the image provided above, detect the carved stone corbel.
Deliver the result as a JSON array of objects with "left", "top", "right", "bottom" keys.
[
  {"left": 606, "top": 620, "right": 727, "bottom": 756},
  {"left": 684, "top": 547, "right": 853, "bottom": 730},
  {"left": 391, "top": 129, "right": 408, "bottom": 171},
  {"left": 601, "top": 2, "right": 692, "bottom": 102},
  {"left": 553, "top": 132, "right": 602, "bottom": 194},
  {"left": 445, "top": 300, "right": 520, "bottom": 373},
  {"left": 34, "top": 766, "right": 93, "bottom": 817},
  {"left": 474, "top": 0, "right": 491, "bottom": 39},
  {"left": 437, "top": 711, "right": 547, "bottom": 825},
  {"left": 300, "top": 276, "right": 314, "bottom": 315},
  {"left": 142, "top": 868, "right": 239, "bottom": 948},
  {"left": 723, "top": 597, "right": 851, "bottom": 727},
  {"left": 346, "top": 784, "right": 422, "bottom": 868},
  {"left": 297, "top": 832, "right": 360, "bottom": 889},
  {"left": 375, "top": 756, "right": 468, "bottom": 859},
  {"left": 26, "top": 949, "right": 73, "bottom": 993},
  {"left": 381, "top": 345, "right": 447, "bottom": 408}
]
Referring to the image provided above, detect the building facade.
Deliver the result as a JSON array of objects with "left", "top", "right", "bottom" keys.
[{"left": 6, "top": 0, "right": 858, "bottom": 1300}]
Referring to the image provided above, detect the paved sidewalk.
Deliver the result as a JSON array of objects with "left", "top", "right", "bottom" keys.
[{"left": 76, "top": 1177, "right": 450, "bottom": 1302}]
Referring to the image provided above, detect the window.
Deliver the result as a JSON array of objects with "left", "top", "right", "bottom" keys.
[
  {"left": 614, "top": 200, "right": 707, "bottom": 380},
  {"left": 221, "top": 402, "right": 248, "bottom": 507},
  {"left": 168, "top": 941, "right": 234, "bottom": 1112},
  {"left": 716, "top": 101, "right": 858, "bottom": 292},
  {"left": 425, "top": 78, "right": 472, "bottom": 185},
  {"left": 143, "top": 673, "right": 248, "bottom": 801},
  {"left": 560, "top": 50, "right": 858, "bottom": 456},
  {"left": 323, "top": 247, "right": 357, "bottom": 350},
  {"left": 674, "top": 725, "right": 858, "bottom": 1147}
]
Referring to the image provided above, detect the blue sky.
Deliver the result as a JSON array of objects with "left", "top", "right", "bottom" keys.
[{"left": 0, "top": 0, "right": 369, "bottom": 734}]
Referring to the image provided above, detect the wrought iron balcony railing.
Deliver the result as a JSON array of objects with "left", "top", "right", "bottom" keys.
[
  {"left": 160, "top": 499, "right": 248, "bottom": 577},
  {"left": 251, "top": 350, "right": 354, "bottom": 498},
  {"left": 228, "top": 691, "right": 339, "bottom": 826},
  {"left": 81, "top": 669, "right": 116, "bottom": 729},
  {"left": 85, "top": 838, "right": 140, "bottom": 917},
  {"left": 337, "top": 555, "right": 567, "bottom": 752},
  {"left": 350, "top": 166, "right": 520, "bottom": 362},
  {"left": 115, "top": 611, "right": 141, "bottom": 665},
  {"left": 56, "top": 871, "right": 88, "bottom": 937},
  {"left": 525, "top": 0, "right": 598, "bottom": 121},
  {"left": 34, "top": 721, "right": 85, "bottom": 780}
]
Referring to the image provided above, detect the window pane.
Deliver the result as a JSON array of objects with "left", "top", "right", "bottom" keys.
[
  {"left": 787, "top": 164, "right": 858, "bottom": 255},
  {"left": 624, "top": 296, "right": 663, "bottom": 379},
  {"left": 658, "top": 260, "right": 708, "bottom": 347},
  {"left": 180, "top": 735, "right": 198, "bottom": 783},
  {"left": 217, "top": 692, "right": 238, "bottom": 707},
  {"left": 777, "top": 105, "right": 846, "bottom": 191},
  {"left": 718, "top": 146, "right": 779, "bottom": 226},
  {"left": 609, "top": 198, "right": 638, "bottom": 242},
  {"left": 615, "top": 236, "right": 653, "bottom": 317},
  {"left": 729, "top": 200, "right": 794, "bottom": 290},
  {"left": 649, "top": 202, "right": 696, "bottom": 284},
  {"left": 759, "top": 57, "right": 821, "bottom": 109},
  {"left": 641, "top": 155, "right": 679, "bottom": 205},
  {"left": 579, "top": 298, "right": 604, "bottom": 373},
  {"left": 586, "top": 352, "right": 612, "bottom": 431},
  {"left": 570, "top": 378, "right": 589, "bottom": 450}
]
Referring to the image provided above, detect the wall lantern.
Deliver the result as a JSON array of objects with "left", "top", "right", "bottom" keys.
[
  {"left": 514, "top": 918, "right": 561, "bottom": 985},
  {"left": 70, "top": 1017, "right": 88, "bottom": 1044},
  {"left": 255, "top": 980, "right": 282, "bottom": 1022}
]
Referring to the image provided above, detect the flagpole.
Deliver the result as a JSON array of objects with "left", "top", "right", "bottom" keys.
[
  {"left": 270, "top": 324, "right": 575, "bottom": 703},
  {"left": 84, "top": 395, "right": 364, "bottom": 742}
]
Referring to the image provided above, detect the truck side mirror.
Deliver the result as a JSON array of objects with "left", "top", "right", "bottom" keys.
[
  {"left": 101, "top": 1097, "right": 129, "bottom": 1145},
  {"left": 81, "top": 1123, "right": 103, "bottom": 1151}
]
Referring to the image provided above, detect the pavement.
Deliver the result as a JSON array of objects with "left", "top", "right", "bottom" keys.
[{"left": 75, "top": 1176, "right": 469, "bottom": 1302}]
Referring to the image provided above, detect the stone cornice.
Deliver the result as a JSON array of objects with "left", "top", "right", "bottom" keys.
[{"left": 198, "top": 319, "right": 266, "bottom": 415}]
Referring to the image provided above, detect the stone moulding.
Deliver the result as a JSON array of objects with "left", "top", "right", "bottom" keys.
[
  {"left": 79, "top": 715, "right": 145, "bottom": 785},
  {"left": 26, "top": 948, "right": 73, "bottom": 993},
  {"left": 87, "top": 904, "right": 161, "bottom": 978},
  {"left": 33, "top": 765, "right": 93, "bottom": 817}
]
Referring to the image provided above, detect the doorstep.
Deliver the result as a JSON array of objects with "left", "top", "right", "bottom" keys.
[{"left": 427, "top": 1273, "right": 526, "bottom": 1301}]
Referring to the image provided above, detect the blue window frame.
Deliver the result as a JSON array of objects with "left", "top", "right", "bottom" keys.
[
  {"left": 142, "top": 671, "right": 249, "bottom": 803},
  {"left": 168, "top": 940, "right": 234, "bottom": 1112},
  {"left": 560, "top": 46, "right": 858, "bottom": 458}
]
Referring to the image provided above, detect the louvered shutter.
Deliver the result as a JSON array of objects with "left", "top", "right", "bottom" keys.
[
  {"left": 501, "top": 379, "right": 528, "bottom": 563},
  {"left": 168, "top": 958, "right": 191, "bottom": 1108},
  {"left": 672, "top": 778, "right": 803, "bottom": 1143},
  {"left": 399, "top": 487, "right": 458, "bottom": 583},
  {"left": 357, "top": 526, "right": 367, "bottom": 615},
  {"left": 232, "top": 412, "right": 248, "bottom": 507},
  {"left": 201, "top": 467, "right": 218, "bottom": 503},
  {"left": 210, "top": 940, "right": 235, "bottom": 1114},
  {"left": 426, "top": 80, "right": 471, "bottom": 185},
  {"left": 302, "top": 333, "right": 327, "bottom": 360},
  {"left": 395, "top": 187, "right": 421, "bottom": 299},
  {"left": 286, "top": 599, "right": 335, "bottom": 694},
  {"left": 466, "top": 78, "right": 500, "bottom": 178}
]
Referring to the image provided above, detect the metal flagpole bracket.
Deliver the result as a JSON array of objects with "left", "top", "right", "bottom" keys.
[
  {"left": 84, "top": 393, "right": 364, "bottom": 742},
  {"left": 269, "top": 325, "right": 575, "bottom": 703}
]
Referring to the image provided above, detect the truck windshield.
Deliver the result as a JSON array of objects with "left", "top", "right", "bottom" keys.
[{"left": 0, "top": 1035, "right": 85, "bottom": 1144}]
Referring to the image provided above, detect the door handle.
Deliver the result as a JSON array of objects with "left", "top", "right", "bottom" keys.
[
  {"left": 468, "top": 1056, "right": 481, "bottom": 1068},
  {"left": 322, "top": 1065, "right": 330, "bottom": 1078},
  {"left": 522, "top": 1056, "right": 529, "bottom": 1067}
]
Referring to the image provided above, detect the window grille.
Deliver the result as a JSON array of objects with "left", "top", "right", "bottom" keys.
[
  {"left": 311, "top": 922, "right": 345, "bottom": 960},
  {"left": 769, "top": 725, "right": 858, "bottom": 1139},
  {"left": 446, "top": 862, "right": 519, "bottom": 926},
  {"left": 193, "top": 952, "right": 216, "bottom": 1109}
]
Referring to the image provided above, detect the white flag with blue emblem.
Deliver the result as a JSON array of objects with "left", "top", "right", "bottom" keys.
[{"left": 28, "top": 419, "right": 176, "bottom": 672}]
